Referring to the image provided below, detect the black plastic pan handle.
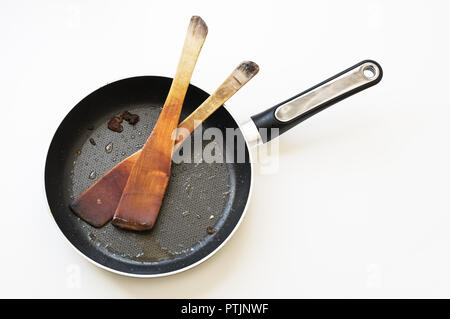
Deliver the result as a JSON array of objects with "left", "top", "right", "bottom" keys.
[{"left": 251, "top": 60, "right": 383, "bottom": 143}]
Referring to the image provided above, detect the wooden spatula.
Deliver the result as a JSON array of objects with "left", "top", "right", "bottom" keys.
[
  {"left": 111, "top": 16, "right": 208, "bottom": 231},
  {"left": 71, "top": 61, "right": 259, "bottom": 228}
]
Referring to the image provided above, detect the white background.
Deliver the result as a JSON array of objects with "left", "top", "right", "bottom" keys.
[{"left": 1, "top": 0, "right": 449, "bottom": 298}]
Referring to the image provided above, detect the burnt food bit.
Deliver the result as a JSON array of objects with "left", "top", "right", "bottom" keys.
[
  {"left": 207, "top": 226, "right": 217, "bottom": 234},
  {"left": 89, "top": 138, "right": 96, "bottom": 146},
  {"left": 87, "top": 125, "right": 94, "bottom": 131},
  {"left": 108, "top": 116, "right": 124, "bottom": 133},
  {"left": 107, "top": 111, "right": 138, "bottom": 132},
  {"left": 121, "top": 111, "right": 139, "bottom": 125}
]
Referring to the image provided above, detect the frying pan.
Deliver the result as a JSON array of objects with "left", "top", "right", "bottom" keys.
[{"left": 45, "top": 60, "right": 382, "bottom": 277}]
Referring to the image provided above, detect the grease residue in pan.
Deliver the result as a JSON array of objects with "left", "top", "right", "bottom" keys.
[{"left": 70, "top": 106, "right": 232, "bottom": 263}]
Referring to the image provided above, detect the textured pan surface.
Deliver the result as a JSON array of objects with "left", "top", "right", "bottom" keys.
[{"left": 45, "top": 76, "right": 251, "bottom": 275}]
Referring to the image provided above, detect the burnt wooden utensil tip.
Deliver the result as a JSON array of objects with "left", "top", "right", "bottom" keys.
[
  {"left": 228, "top": 61, "right": 259, "bottom": 87},
  {"left": 112, "top": 16, "right": 208, "bottom": 231},
  {"left": 237, "top": 61, "right": 259, "bottom": 78},
  {"left": 189, "top": 16, "right": 208, "bottom": 37}
]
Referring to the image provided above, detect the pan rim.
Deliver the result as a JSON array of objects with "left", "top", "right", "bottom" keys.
[{"left": 44, "top": 76, "right": 254, "bottom": 278}]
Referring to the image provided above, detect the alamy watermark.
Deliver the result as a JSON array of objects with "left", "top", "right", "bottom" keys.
[
  {"left": 171, "top": 121, "right": 280, "bottom": 174},
  {"left": 66, "top": 264, "right": 81, "bottom": 289}
]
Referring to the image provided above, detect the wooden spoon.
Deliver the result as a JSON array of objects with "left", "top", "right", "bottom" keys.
[{"left": 70, "top": 61, "right": 259, "bottom": 228}]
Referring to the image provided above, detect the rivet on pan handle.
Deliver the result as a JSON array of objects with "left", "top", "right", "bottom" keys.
[{"left": 250, "top": 60, "right": 383, "bottom": 143}]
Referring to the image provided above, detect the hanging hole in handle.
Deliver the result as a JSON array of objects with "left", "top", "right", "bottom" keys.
[{"left": 363, "top": 65, "right": 377, "bottom": 80}]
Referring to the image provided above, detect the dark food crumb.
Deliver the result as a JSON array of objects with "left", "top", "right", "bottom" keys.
[
  {"left": 89, "top": 138, "right": 96, "bottom": 146},
  {"left": 87, "top": 125, "right": 94, "bottom": 130},
  {"left": 76, "top": 149, "right": 81, "bottom": 155},
  {"left": 107, "top": 116, "right": 124, "bottom": 133},
  {"left": 207, "top": 226, "right": 217, "bottom": 234},
  {"left": 121, "top": 111, "right": 139, "bottom": 125},
  {"left": 107, "top": 111, "right": 139, "bottom": 133}
]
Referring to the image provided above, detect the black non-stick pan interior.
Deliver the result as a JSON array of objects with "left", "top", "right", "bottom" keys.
[{"left": 45, "top": 76, "right": 251, "bottom": 276}]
